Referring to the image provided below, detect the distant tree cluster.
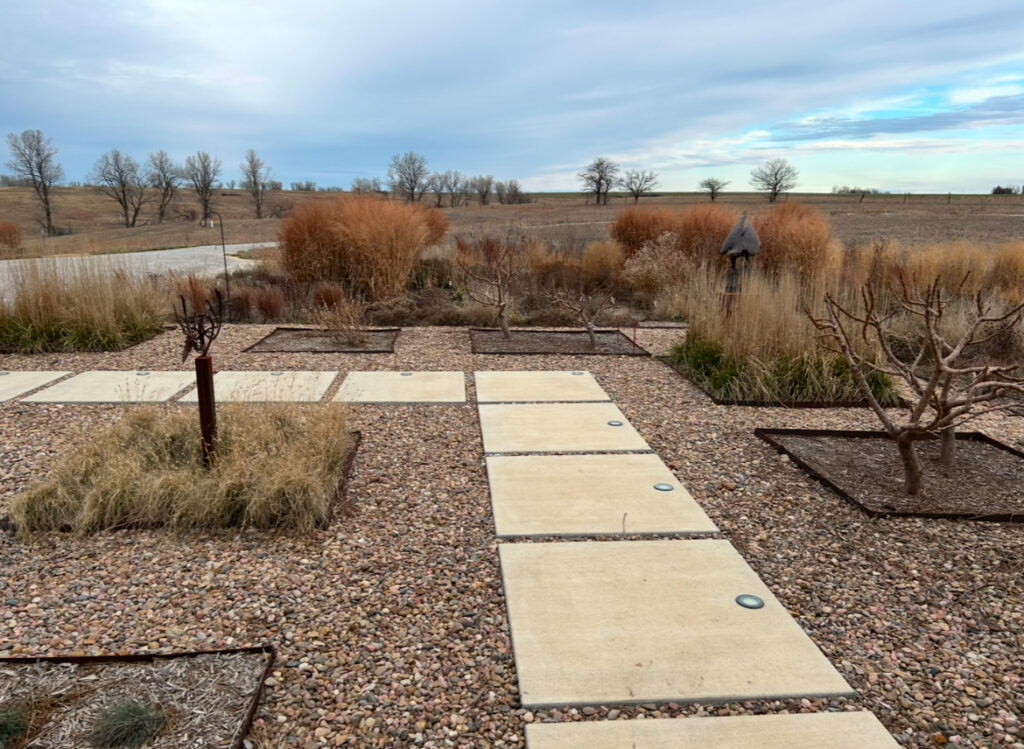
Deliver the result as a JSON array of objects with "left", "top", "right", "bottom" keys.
[
  {"left": 992, "top": 185, "right": 1021, "bottom": 195},
  {"left": 577, "top": 158, "right": 659, "bottom": 204},
  {"left": 832, "top": 185, "right": 883, "bottom": 195}
]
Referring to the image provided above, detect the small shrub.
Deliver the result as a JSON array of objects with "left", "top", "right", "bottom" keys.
[
  {"left": 411, "top": 254, "right": 455, "bottom": 289},
  {"left": 610, "top": 207, "right": 675, "bottom": 256},
  {"left": 753, "top": 202, "right": 834, "bottom": 276},
  {"left": 309, "top": 292, "right": 367, "bottom": 345},
  {"left": 88, "top": 702, "right": 165, "bottom": 748},
  {"left": 0, "top": 222, "right": 22, "bottom": 251},
  {"left": 581, "top": 240, "right": 624, "bottom": 289},
  {"left": 311, "top": 282, "right": 345, "bottom": 309},
  {"left": 254, "top": 285, "right": 285, "bottom": 320}
]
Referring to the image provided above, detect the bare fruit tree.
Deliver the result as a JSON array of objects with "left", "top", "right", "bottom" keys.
[
  {"left": 5, "top": 129, "right": 64, "bottom": 236},
  {"left": 240, "top": 149, "right": 271, "bottom": 218},
  {"left": 810, "top": 277, "right": 1024, "bottom": 496},
  {"left": 147, "top": 151, "right": 182, "bottom": 224},
  {"left": 750, "top": 158, "right": 798, "bottom": 202},
  {"left": 578, "top": 157, "right": 619, "bottom": 205},
  {"left": 620, "top": 169, "right": 659, "bottom": 203},
  {"left": 387, "top": 152, "right": 430, "bottom": 203},
  {"left": 455, "top": 236, "right": 524, "bottom": 339},
  {"left": 183, "top": 151, "right": 222, "bottom": 223},
  {"left": 698, "top": 177, "right": 729, "bottom": 202},
  {"left": 92, "top": 150, "right": 148, "bottom": 227}
]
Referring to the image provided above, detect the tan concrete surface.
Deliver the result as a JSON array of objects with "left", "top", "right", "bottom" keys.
[
  {"left": 179, "top": 371, "right": 337, "bottom": 402},
  {"left": 333, "top": 371, "right": 466, "bottom": 404},
  {"left": 486, "top": 454, "right": 717, "bottom": 537},
  {"left": 478, "top": 403, "right": 649, "bottom": 453},
  {"left": 475, "top": 370, "right": 609, "bottom": 402},
  {"left": 21, "top": 371, "right": 195, "bottom": 403},
  {"left": 0, "top": 371, "right": 72, "bottom": 402},
  {"left": 500, "top": 539, "right": 853, "bottom": 707},
  {"left": 525, "top": 712, "right": 899, "bottom": 748}
]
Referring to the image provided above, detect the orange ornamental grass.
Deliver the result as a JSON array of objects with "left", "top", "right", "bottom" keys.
[{"left": 753, "top": 202, "right": 834, "bottom": 277}]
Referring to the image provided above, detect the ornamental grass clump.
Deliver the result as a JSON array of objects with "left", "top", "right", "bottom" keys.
[
  {"left": 11, "top": 404, "right": 354, "bottom": 534},
  {"left": 88, "top": 702, "right": 166, "bottom": 749}
]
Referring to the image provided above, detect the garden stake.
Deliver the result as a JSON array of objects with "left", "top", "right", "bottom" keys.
[
  {"left": 175, "top": 289, "right": 225, "bottom": 468},
  {"left": 195, "top": 355, "right": 217, "bottom": 468}
]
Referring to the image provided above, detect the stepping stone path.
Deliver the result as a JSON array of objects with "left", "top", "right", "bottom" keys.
[
  {"left": 476, "top": 369, "right": 898, "bottom": 747},
  {"left": 178, "top": 370, "right": 337, "bottom": 403},
  {"left": 0, "top": 370, "right": 71, "bottom": 401},
  {"left": 21, "top": 370, "right": 195, "bottom": 403},
  {"left": 334, "top": 370, "right": 466, "bottom": 404}
]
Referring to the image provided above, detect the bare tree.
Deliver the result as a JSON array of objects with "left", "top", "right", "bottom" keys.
[
  {"left": 5, "top": 129, "right": 63, "bottom": 236},
  {"left": 455, "top": 236, "right": 524, "bottom": 339},
  {"left": 698, "top": 177, "right": 729, "bottom": 202},
  {"left": 620, "top": 169, "right": 659, "bottom": 203},
  {"left": 350, "top": 176, "right": 382, "bottom": 194},
  {"left": 146, "top": 151, "right": 182, "bottom": 224},
  {"left": 183, "top": 152, "right": 221, "bottom": 223},
  {"left": 427, "top": 173, "right": 445, "bottom": 207},
  {"left": 495, "top": 179, "right": 530, "bottom": 205},
  {"left": 387, "top": 152, "right": 429, "bottom": 203},
  {"left": 92, "top": 150, "right": 148, "bottom": 227},
  {"left": 810, "top": 277, "right": 1024, "bottom": 496},
  {"left": 240, "top": 149, "right": 270, "bottom": 218},
  {"left": 578, "top": 157, "right": 619, "bottom": 205},
  {"left": 472, "top": 175, "right": 494, "bottom": 206},
  {"left": 750, "top": 158, "right": 798, "bottom": 202}
]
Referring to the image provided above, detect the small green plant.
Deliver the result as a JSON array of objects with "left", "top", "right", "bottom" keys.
[
  {"left": 88, "top": 702, "right": 165, "bottom": 748},
  {"left": 0, "top": 708, "right": 29, "bottom": 748}
]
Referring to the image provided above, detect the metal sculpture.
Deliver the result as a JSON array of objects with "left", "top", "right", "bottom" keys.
[
  {"left": 720, "top": 214, "right": 760, "bottom": 294},
  {"left": 175, "top": 289, "right": 224, "bottom": 467}
]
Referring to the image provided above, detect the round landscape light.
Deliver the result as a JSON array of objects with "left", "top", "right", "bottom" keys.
[
  {"left": 270, "top": 371, "right": 284, "bottom": 376},
  {"left": 735, "top": 594, "right": 765, "bottom": 610},
  {"left": 571, "top": 371, "right": 584, "bottom": 376},
  {"left": 0, "top": 371, "right": 9, "bottom": 376},
  {"left": 136, "top": 371, "right": 150, "bottom": 376},
  {"left": 653, "top": 483, "right": 675, "bottom": 492},
  {"left": 607, "top": 420, "right": 623, "bottom": 427},
  {"left": 400, "top": 371, "right": 413, "bottom": 376}
]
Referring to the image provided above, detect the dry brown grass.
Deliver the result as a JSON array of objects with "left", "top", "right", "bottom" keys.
[
  {"left": 609, "top": 207, "right": 676, "bottom": 256},
  {"left": 10, "top": 404, "right": 354, "bottom": 534},
  {"left": 581, "top": 240, "right": 624, "bottom": 289},
  {"left": 754, "top": 202, "right": 835, "bottom": 276},
  {"left": 0, "top": 221, "right": 21, "bottom": 252}
]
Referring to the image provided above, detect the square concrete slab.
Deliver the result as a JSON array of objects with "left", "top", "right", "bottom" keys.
[
  {"left": 486, "top": 454, "right": 717, "bottom": 537},
  {"left": 526, "top": 712, "right": 899, "bottom": 749},
  {"left": 333, "top": 371, "right": 466, "bottom": 404},
  {"left": 21, "top": 371, "right": 195, "bottom": 403},
  {"left": 0, "top": 371, "right": 72, "bottom": 402},
  {"left": 500, "top": 539, "right": 853, "bottom": 708},
  {"left": 478, "top": 403, "right": 649, "bottom": 453},
  {"left": 179, "top": 371, "right": 337, "bottom": 402},
  {"left": 475, "top": 370, "right": 609, "bottom": 402}
]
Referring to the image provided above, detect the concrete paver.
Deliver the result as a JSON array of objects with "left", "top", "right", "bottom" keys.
[
  {"left": 475, "top": 370, "right": 609, "bottom": 402},
  {"left": 525, "top": 711, "right": 900, "bottom": 748},
  {"left": 499, "top": 539, "right": 853, "bottom": 707},
  {"left": 333, "top": 371, "right": 466, "bottom": 404},
  {"left": 21, "top": 371, "right": 195, "bottom": 403},
  {"left": 0, "top": 371, "right": 72, "bottom": 402},
  {"left": 478, "top": 403, "right": 649, "bottom": 453},
  {"left": 486, "top": 453, "right": 717, "bottom": 537},
  {"left": 179, "top": 371, "right": 337, "bottom": 403}
]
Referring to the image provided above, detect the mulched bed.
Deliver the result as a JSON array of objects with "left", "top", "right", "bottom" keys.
[
  {"left": 470, "top": 328, "right": 648, "bottom": 356},
  {"left": 244, "top": 327, "right": 399, "bottom": 353},
  {"left": 757, "top": 428, "right": 1024, "bottom": 521},
  {"left": 0, "top": 647, "right": 272, "bottom": 748}
]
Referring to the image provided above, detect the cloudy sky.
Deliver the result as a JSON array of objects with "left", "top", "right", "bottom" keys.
[{"left": 2, "top": 0, "right": 1023, "bottom": 193}]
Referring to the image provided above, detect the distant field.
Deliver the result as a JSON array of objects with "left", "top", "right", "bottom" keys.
[{"left": 1, "top": 186, "right": 1022, "bottom": 259}]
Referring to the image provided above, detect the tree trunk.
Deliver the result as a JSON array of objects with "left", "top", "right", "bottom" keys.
[
  {"left": 498, "top": 305, "right": 511, "bottom": 340},
  {"left": 896, "top": 434, "right": 924, "bottom": 496},
  {"left": 586, "top": 322, "right": 596, "bottom": 349},
  {"left": 939, "top": 426, "right": 956, "bottom": 468}
]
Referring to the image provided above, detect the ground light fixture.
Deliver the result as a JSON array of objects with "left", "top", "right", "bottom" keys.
[
  {"left": 607, "top": 420, "right": 623, "bottom": 427},
  {"left": 653, "top": 483, "right": 674, "bottom": 492},
  {"left": 735, "top": 594, "right": 765, "bottom": 609}
]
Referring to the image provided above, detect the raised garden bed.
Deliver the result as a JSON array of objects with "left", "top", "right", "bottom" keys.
[
  {"left": 244, "top": 327, "right": 399, "bottom": 353},
  {"left": 0, "top": 646, "right": 273, "bottom": 748},
  {"left": 756, "top": 428, "right": 1024, "bottom": 521},
  {"left": 470, "top": 328, "right": 649, "bottom": 356}
]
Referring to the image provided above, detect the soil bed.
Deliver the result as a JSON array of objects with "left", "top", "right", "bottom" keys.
[
  {"left": 0, "top": 648, "right": 272, "bottom": 748},
  {"left": 758, "top": 428, "right": 1024, "bottom": 520},
  {"left": 244, "top": 327, "right": 399, "bottom": 353},
  {"left": 471, "top": 328, "right": 648, "bottom": 355}
]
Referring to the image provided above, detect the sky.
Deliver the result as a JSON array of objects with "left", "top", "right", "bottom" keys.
[{"left": 2, "top": 0, "right": 1023, "bottom": 194}]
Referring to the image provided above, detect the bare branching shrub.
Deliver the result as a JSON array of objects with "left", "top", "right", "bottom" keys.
[
  {"left": 811, "top": 277, "right": 1024, "bottom": 496},
  {"left": 455, "top": 235, "right": 525, "bottom": 338},
  {"left": 754, "top": 202, "right": 834, "bottom": 276},
  {"left": 11, "top": 405, "right": 354, "bottom": 533},
  {"left": 279, "top": 198, "right": 440, "bottom": 300}
]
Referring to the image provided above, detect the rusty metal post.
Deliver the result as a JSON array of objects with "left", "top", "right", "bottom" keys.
[{"left": 195, "top": 355, "right": 217, "bottom": 468}]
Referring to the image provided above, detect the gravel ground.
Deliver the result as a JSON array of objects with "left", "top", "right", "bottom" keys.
[{"left": 1, "top": 326, "right": 1022, "bottom": 748}]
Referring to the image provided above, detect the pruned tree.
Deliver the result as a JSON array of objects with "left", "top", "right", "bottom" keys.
[
  {"left": 5, "top": 129, "right": 63, "bottom": 236},
  {"left": 387, "top": 152, "right": 429, "bottom": 203},
  {"left": 146, "top": 150, "right": 182, "bottom": 224},
  {"left": 620, "top": 169, "right": 659, "bottom": 203},
  {"left": 578, "top": 157, "right": 619, "bottom": 205},
  {"left": 183, "top": 151, "right": 221, "bottom": 223},
  {"left": 240, "top": 148, "right": 270, "bottom": 218},
  {"left": 455, "top": 235, "right": 524, "bottom": 339},
  {"left": 472, "top": 175, "right": 494, "bottom": 205},
  {"left": 810, "top": 277, "right": 1024, "bottom": 496},
  {"left": 92, "top": 150, "right": 148, "bottom": 228},
  {"left": 698, "top": 177, "right": 729, "bottom": 202},
  {"left": 350, "top": 176, "right": 382, "bottom": 194},
  {"left": 750, "top": 158, "right": 798, "bottom": 202}
]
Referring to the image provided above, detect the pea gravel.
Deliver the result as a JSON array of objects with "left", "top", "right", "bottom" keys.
[{"left": 1, "top": 326, "right": 1022, "bottom": 748}]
